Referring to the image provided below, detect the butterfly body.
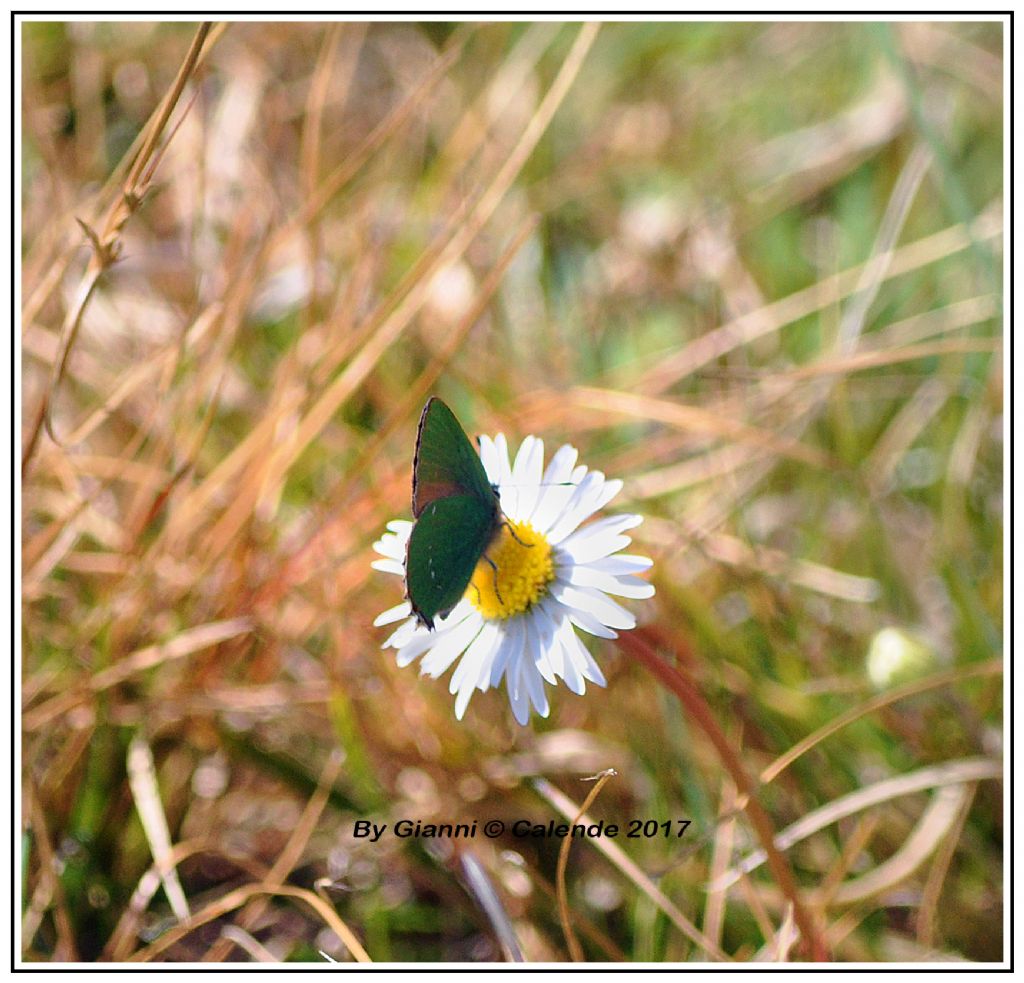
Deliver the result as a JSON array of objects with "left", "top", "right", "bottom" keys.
[{"left": 406, "top": 398, "right": 503, "bottom": 629}]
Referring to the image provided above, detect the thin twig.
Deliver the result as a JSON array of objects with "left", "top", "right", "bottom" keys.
[
  {"left": 720, "top": 757, "right": 1001, "bottom": 889},
  {"left": 618, "top": 629, "right": 829, "bottom": 961},
  {"left": 24, "top": 783, "right": 80, "bottom": 961},
  {"left": 126, "top": 736, "right": 190, "bottom": 923},
  {"left": 23, "top": 23, "right": 216, "bottom": 475},
  {"left": 204, "top": 750, "right": 344, "bottom": 962},
  {"left": 555, "top": 769, "right": 616, "bottom": 961},
  {"left": 917, "top": 783, "right": 977, "bottom": 947},
  {"left": 533, "top": 777, "right": 731, "bottom": 961},
  {"left": 127, "top": 881, "right": 370, "bottom": 963},
  {"left": 22, "top": 617, "right": 252, "bottom": 729},
  {"left": 760, "top": 658, "right": 1003, "bottom": 784}
]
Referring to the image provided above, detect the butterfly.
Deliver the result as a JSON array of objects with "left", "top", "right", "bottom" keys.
[{"left": 405, "top": 397, "right": 504, "bottom": 630}]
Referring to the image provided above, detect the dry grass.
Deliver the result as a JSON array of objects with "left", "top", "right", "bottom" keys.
[{"left": 20, "top": 19, "right": 1003, "bottom": 963}]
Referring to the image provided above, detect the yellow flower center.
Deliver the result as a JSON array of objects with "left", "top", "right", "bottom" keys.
[{"left": 466, "top": 520, "right": 554, "bottom": 620}]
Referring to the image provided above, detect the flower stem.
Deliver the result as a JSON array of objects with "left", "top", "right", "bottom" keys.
[{"left": 618, "top": 629, "right": 829, "bottom": 962}]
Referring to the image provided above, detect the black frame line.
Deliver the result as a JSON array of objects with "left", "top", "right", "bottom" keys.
[{"left": 12, "top": 9, "right": 1012, "bottom": 973}]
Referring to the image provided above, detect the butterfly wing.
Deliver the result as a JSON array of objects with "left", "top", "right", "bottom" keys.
[
  {"left": 406, "top": 495, "right": 500, "bottom": 629},
  {"left": 413, "top": 397, "right": 495, "bottom": 517}
]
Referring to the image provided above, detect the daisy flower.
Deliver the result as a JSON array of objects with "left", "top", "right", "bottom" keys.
[{"left": 372, "top": 432, "right": 655, "bottom": 724}]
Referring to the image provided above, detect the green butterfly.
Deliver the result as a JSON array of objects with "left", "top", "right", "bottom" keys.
[{"left": 405, "top": 398, "right": 503, "bottom": 630}]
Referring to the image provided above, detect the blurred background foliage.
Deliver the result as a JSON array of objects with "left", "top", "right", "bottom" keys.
[{"left": 21, "top": 20, "right": 1002, "bottom": 963}]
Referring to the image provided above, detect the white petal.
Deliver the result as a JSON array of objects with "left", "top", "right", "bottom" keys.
[
  {"left": 452, "top": 621, "right": 502, "bottom": 718},
  {"left": 493, "top": 434, "right": 513, "bottom": 485},
  {"left": 506, "top": 620, "right": 528, "bottom": 699},
  {"left": 588, "top": 554, "right": 654, "bottom": 575},
  {"left": 545, "top": 473, "right": 622, "bottom": 543},
  {"left": 545, "top": 444, "right": 578, "bottom": 484},
  {"left": 471, "top": 621, "right": 506, "bottom": 693},
  {"left": 374, "top": 521, "right": 412, "bottom": 560},
  {"left": 558, "top": 514, "right": 644, "bottom": 564},
  {"left": 523, "top": 656, "right": 550, "bottom": 719},
  {"left": 558, "top": 618, "right": 607, "bottom": 687},
  {"left": 434, "top": 598, "right": 475, "bottom": 629},
  {"left": 392, "top": 601, "right": 475, "bottom": 664},
  {"left": 536, "top": 597, "right": 585, "bottom": 692},
  {"left": 370, "top": 558, "right": 405, "bottom": 576},
  {"left": 511, "top": 435, "right": 540, "bottom": 484},
  {"left": 478, "top": 434, "right": 502, "bottom": 485},
  {"left": 551, "top": 624, "right": 584, "bottom": 694},
  {"left": 542, "top": 471, "right": 605, "bottom": 541},
  {"left": 608, "top": 575, "right": 656, "bottom": 599},
  {"left": 510, "top": 436, "right": 544, "bottom": 522},
  {"left": 420, "top": 614, "right": 484, "bottom": 678},
  {"left": 489, "top": 617, "right": 522, "bottom": 688},
  {"left": 523, "top": 610, "right": 557, "bottom": 685},
  {"left": 564, "top": 566, "right": 655, "bottom": 599},
  {"left": 531, "top": 445, "right": 581, "bottom": 530},
  {"left": 531, "top": 603, "right": 562, "bottom": 682},
  {"left": 450, "top": 619, "right": 499, "bottom": 695},
  {"left": 560, "top": 538, "right": 631, "bottom": 567},
  {"left": 531, "top": 486, "right": 577, "bottom": 536},
  {"left": 537, "top": 601, "right": 585, "bottom": 693},
  {"left": 384, "top": 618, "right": 420, "bottom": 651},
  {"left": 534, "top": 602, "right": 566, "bottom": 678},
  {"left": 393, "top": 628, "right": 438, "bottom": 667},
  {"left": 564, "top": 512, "right": 643, "bottom": 542},
  {"left": 560, "top": 641, "right": 586, "bottom": 692},
  {"left": 566, "top": 608, "right": 619, "bottom": 640},
  {"left": 595, "top": 478, "right": 623, "bottom": 509},
  {"left": 372, "top": 537, "right": 403, "bottom": 561},
  {"left": 374, "top": 601, "right": 413, "bottom": 626},
  {"left": 502, "top": 435, "right": 531, "bottom": 518},
  {"left": 454, "top": 674, "right": 476, "bottom": 720},
  {"left": 500, "top": 448, "right": 521, "bottom": 516},
  {"left": 552, "top": 582, "right": 637, "bottom": 630},
  {"left": 509, "top": 659, "right": 531, "bottom": 724}
]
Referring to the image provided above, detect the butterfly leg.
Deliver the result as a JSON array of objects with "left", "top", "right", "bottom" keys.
[
  {"left": 482, "top": 554, "right": 504, "bottom": 605},
  {"left": 505, "top": 521, "right": 534, "bottom": 548}
]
